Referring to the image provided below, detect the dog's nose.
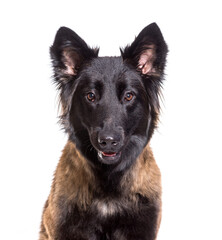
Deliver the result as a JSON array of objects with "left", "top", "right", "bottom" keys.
[{"left": 98, "top": 133, "right": 120, "bottom": 150}]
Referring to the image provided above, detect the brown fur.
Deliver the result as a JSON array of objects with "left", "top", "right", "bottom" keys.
[{"left": 39, "top": 141, "right": 161, "bottom": 239}]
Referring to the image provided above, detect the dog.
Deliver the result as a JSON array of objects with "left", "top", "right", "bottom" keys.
[{"left": 39, "top": 23, "right": 168, "bottom": 240}]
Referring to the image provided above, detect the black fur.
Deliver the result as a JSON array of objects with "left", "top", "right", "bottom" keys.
[
  {"left": 56, "top": 196, "right": 159, "bottom": 240},
  {"left": 49, "top": 23, "right": 168, "bottom": 240}
]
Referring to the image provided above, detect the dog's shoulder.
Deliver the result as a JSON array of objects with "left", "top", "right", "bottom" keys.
[
  {"left": 121, "top": 144, "right": 161, "bottom": 202},
  {"left": 53, "top": 141, "right": 97, "bottom": 209}
]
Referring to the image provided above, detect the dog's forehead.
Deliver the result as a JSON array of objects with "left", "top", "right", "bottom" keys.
[
  {"left": 89, "top": 57, "right": 123, "bottom": 75},
  {"left": 84, "top": 57, "right": 140, "bottom": 85}
]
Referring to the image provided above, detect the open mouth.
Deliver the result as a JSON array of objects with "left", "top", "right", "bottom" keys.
[
  {"left": 102, "top": 152, "right": 117, "bottom": 157},
  {"left": 98, "top": 151, "right": 121, "bottom": 164}
]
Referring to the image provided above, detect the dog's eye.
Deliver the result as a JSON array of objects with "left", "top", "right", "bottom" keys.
[
  {"left": 87, "top": 92, "right": 96, "bottom": 102},
  {"left": 124, "top": 92, "right": 134, "bottom": 102}
]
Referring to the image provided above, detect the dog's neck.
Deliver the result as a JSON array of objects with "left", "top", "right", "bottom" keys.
[{"left": 56, "top": 141, "right": 160, "bottom": 209}]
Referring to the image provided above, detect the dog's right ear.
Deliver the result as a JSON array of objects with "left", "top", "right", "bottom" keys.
[{"left": 50, "top": 27, "right": 99, "bottom": 83}]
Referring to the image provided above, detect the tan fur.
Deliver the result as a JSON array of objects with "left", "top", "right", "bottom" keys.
[
  {"left": 120, "top": 145, "right": 161, "bottom": 200},
  {"left": 121, "top": 144, "right": 162, "bottom": 238},
  {"left": 39, "top": 141, "right": 162, "bottom": 239},
  {"left": 39, "top": 141, "right": 97, "bottom": 239},
  {"left": 54, "top": 141, "right": 97, "bottom": 208}
]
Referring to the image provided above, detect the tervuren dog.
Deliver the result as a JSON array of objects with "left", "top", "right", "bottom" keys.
[{"left": 39, "top": 23, "right": 168, "bottom": 240}]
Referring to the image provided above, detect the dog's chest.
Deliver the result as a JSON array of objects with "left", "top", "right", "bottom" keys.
[{"left": 91, "top": 198, "right": 131, "bottom": 218}]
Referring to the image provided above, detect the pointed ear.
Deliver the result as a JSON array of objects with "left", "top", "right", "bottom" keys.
[
  {"left": 50, "top": 27, "right": 99, "bottom": 80},
  {"left": 121, "top": 23, "right": 168, "bottom": 76}
]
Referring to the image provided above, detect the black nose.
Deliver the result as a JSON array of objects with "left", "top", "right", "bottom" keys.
[{"left": 98, "top": 133, "right": 120, "bottom": 151}]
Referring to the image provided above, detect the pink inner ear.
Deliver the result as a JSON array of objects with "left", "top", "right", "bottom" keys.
[
  {"left": 138, "top": 45, "right": 156, "bottom": 75},
  {"left": 62, "top": 49, "right": 80, "bottom": 75}
]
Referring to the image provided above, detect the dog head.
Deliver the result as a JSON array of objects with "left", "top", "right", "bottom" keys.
[{"left": 50, "top": 23, "right": 168, "bottom": 170}]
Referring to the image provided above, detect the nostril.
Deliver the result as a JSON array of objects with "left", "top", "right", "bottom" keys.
[
  {"left": 112, "top": 141, "right": 118, "bottom": 146},
  {"left": 98, "top": 138, "right": 106, "bottom": 146},
  {"left": 100, "top": 141, "right": 106, "bottom": 146}
]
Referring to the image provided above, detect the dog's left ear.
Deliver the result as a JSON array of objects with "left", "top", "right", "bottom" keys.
[{"left": 121, "top": 23, "right": 168, "bottom": 76}]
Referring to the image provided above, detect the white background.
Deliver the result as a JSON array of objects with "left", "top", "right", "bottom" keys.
[{"left": 0, "top": 0, "right": 222, "bottom": 239}]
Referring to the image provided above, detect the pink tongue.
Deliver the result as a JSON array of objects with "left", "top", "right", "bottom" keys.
[{"left": 102, "top": 152, "right": 116, "bottom": 157}]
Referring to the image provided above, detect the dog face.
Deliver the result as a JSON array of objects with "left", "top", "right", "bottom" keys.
[
  {"left": 70, "top": 57, "right": 149, "bottom": 165},
  {"left": 50, "top": 23, "right": 168, "bottom": 169}
]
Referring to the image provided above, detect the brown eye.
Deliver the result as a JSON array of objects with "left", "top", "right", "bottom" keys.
[
  {"left": 87, "top": 92, "right": 96, "bottom": 102},
  {"left": 124, "top": 92, "right": 134, "bottom": 101}
]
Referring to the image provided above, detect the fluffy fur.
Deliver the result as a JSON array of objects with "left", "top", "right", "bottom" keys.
[{"left": 39, "top": 23, "right": 168, "bottom": 240}]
